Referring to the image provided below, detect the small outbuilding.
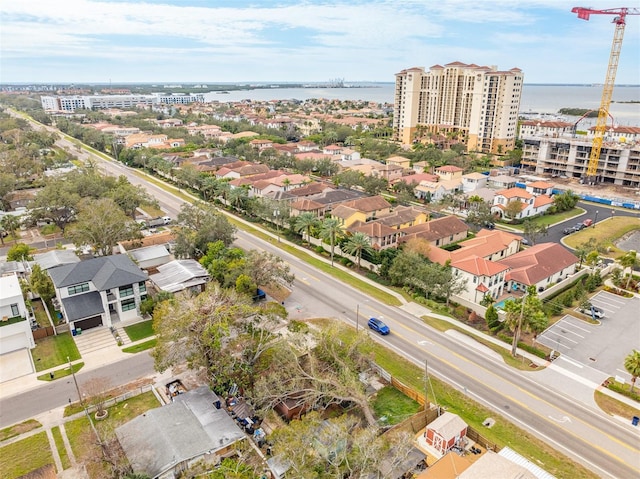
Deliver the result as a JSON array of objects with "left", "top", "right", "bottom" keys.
[
  {"left": 424, "top": 412, "right": 468, "bottom": 455},
  {"left": 149, "top": 259, "right": 210, "bottom": 294}
]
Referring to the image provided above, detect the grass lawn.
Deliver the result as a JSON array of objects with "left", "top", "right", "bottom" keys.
[
  {"left": 51, "top": 426, "right": 71, "bottom": 470},
  {"left": 507, "top": 207, "right": 585, "bottom": 230},
  {"left": 31, "top": 333, "right": 81, "bottom": 372},
  {"left": 313, "top": 318, "right": 598, "bottom": 479},
  {"left": 122, "top": 339, "right": 156, "bottom": 353},
  {"left": 66, "top": 391, "right": 160, "bottom": 478},
  {"left": 372, "top": 386, "right": 421, "bottom": 426},
  {"left": 123, "top": 320, "right": 154, "bottom": 342},
  {"left": 420, "top": 315, "right": 545, "bottom": 371},
  {"left": 139, "top": 203, "right": 165, "bottom": 218},
  {"left": 594, "top": 390, "right": 640, "bottom": 422},
  {"left": 31, "top": 299, "right": 51, "bottom": 328},
  {"left": 37, "top": 362, "right": 84, "bottom": 381},
  {"left": 0, "top": 431, "right": 53, "bottom": 479},
  {"left": 564, "top": 216, "right": 640, "bottom": 257},
  {"left": 0, "top": 419, "right": 41, "bottom": 442}
]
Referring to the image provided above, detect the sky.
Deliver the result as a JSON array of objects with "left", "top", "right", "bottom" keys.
[{"left": 1, "top": 0, "right": 639, "bottom": 85}]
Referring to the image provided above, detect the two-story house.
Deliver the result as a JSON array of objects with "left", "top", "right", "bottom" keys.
[
  {"left": 498, "top": 243, "right": 579, "bottom": 293},
  {"left": 491, "top": 187, "right": 554, "bottom": 220},
  {"left": 48, "top": 255, "right": 148, "bottom": 332},
  {"left": 0, "top": 274, "right": 35, "bottom": 354}
]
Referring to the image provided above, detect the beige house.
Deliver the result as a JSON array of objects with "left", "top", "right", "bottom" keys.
[
  {"left": 435, "top": 165, "right": 464, "bottom": 182},
  {"left": 385, "top": 155, "right": 411, "bottom": 170}
]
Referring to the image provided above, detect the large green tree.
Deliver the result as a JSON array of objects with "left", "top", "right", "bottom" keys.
[
  {"left": 108, "top": 176, "right": 157, "bottom": 219},
  {"left": 174, "top": 202, "right": 236, "bottom": 259},
  {"left": 30, "top": 264, "right": 56, "bottom": 305},
  {"left": 342, "top": 232, "right": 373, "bottom": 270},
  {"left": 66, "top": 198, "right": 140, "bottom": 256}
]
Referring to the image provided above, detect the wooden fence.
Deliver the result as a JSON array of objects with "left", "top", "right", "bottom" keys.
[{"left": 32, "top": 326, "right": 55, "bottom": 340}]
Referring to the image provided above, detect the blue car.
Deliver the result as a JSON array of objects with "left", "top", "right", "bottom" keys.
[{"left": 368, "top": 317, "right": 390, "bottom": 335}]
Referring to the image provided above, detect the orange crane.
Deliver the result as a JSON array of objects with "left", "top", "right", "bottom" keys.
[{"left": 571, "top": 6, "right": 640, "bottom": 184}]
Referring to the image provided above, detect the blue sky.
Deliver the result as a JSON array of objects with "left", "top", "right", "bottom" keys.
[{"left": 1, "top": 0, "right": 639, "bottom": 84}]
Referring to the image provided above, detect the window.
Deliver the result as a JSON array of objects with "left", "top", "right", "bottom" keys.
[
  {"left": 119, "top": 285, "right": 134, "bottom": 297},
  {"left": 121, "top": 298, "right": 136, "bottom": 312},
  {"left": 68, "top": 283, "right": 89, "bottom": 295},
  {"left": 139, "top": 281, "right": 147, "bottom": 293},
  {"left": 10, "top": 304, "right": 19, "bottom": 317}
]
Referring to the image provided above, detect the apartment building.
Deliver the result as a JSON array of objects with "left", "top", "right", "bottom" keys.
[
  {"left": 519, "top": 121, "right": 640, "bottom": 187},
  {"left": 41, "top": 93, "right": 205, "bottom": 112},
  {"left": 393, "top": 62, "right": 523, "bottom": 154}
]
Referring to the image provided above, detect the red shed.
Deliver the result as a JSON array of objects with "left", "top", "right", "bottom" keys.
[{"left": 424, "top": 412, "right": 468, "bottom": 455}]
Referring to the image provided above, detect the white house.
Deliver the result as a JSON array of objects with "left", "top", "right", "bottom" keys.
[
  {"left": 451, "top": 256, "right": 509, "bottom": 303},
  {"left": 461, "top": 172, "right": 488, "bottom": 193},
  {"left": 48, "top": 255, "right": 148, "bottom": 332},
  {"left": 491, "top": 187, "right": 554, "bottom": 220},
  {"left": 0, "top": 275, "right": 35, "bottom": 354},
  {"left": 498, "top": 243, "right": 579, "bottom": 293}
]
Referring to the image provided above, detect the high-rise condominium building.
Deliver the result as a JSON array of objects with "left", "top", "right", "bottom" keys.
[{"left": 393, "top": 62, "right": 523, "bottom": 154}]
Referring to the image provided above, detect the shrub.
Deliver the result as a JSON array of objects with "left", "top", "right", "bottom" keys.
[{"left": 314, "top": 245, "right": 326, "bottom": 254}]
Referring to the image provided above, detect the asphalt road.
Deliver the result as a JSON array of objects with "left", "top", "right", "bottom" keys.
[
  {"left": 6, "top": 113, "right": 640, "bottom": 478},
  {"left": 0, "top": 353, "right": 156, "bottom": 429},
  {"left": 521, "top": 201, "right": 640, "bottom": 246}
]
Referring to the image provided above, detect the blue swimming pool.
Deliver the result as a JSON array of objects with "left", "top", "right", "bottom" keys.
[{"left": 495, "top": 296, "right": 515, "bottom": 310}]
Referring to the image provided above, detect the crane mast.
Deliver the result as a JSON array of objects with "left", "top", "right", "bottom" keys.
[{"left": 571, "top": 7, "right": 640, "bottom": 184}]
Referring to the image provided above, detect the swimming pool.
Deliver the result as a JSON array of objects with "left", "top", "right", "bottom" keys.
[{"left": 494, "top": 296, "right": 515, "bottom": 310}]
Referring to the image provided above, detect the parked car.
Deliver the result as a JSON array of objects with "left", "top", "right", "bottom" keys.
[
  {"left": 367, "top": 317, "right": 390, "bottom": 335},
  {"left": 582, "top": 218, "right": 593, "bottom": 227},
  {"left": 574, "top": 223, "right": 586, "bottom": 231},
  {"left": 579, "top": 304, "right": 605, "bottom": 319},
  {"left": 563, "top": 226, "right": 577, "bottom": 235}
]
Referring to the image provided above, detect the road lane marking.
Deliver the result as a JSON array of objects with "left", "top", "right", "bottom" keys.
[{"left": 387, "top": 323, "right": 640, "bottom": 463}]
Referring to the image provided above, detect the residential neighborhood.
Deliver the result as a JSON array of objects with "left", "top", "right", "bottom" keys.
[{"left": 0, "top": 75, "right": 639, "bottom": 479}]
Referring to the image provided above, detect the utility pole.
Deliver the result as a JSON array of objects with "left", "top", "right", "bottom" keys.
[
  {"left": 68, "top": 356, "right": 101, "bottom": 444},
  {"left": 355, "top": 304, "right": 359, "bottom": 332}
]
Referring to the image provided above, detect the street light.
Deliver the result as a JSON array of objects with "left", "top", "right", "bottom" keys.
[{"left": 594, "top": 210, "right": 599, "bottom": 227}]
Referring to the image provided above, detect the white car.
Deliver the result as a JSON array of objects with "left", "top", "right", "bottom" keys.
[{"left": 579, "top": 304, "right": 605, "bottom": 319}]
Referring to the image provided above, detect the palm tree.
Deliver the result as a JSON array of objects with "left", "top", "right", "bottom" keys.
[
  {"left": 624, "top": 350, "right": 640, "bottom": 393},
  {"left": 619, "top": 250, "right": 638, "bottom": 289},
  {"left": 294, "top": 212, "right": 317, "bottom": 245},
  {"left": 502, "top": 287, "right": 547, "bottom": 357},
  {"left": 0, "top": 215, "right": 20, "bottom": 242},
  {"left": 320, "top": 218, "right": 342, "bottom": 266},
  {"left": 228, "top": 187, "right": 248, "bottom": 212},
  {"left": 342, "top": 232, "right": 373, "bottom": 270}
]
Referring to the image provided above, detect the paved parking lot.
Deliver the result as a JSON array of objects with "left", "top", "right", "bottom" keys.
[{"left": 537, "top": 291, "right": 640, "bottom": 381}]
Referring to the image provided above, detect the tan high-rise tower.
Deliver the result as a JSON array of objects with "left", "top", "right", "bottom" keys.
[{"left": 393, "top": 62, "right": 523, "bottom": 154}]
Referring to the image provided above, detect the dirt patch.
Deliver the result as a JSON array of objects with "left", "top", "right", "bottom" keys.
[{"left": 261, "top": 283, "right": 292, "bottom": 302}]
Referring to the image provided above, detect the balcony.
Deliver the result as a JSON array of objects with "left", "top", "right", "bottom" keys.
[{"left": 0, "top": 316, "right": 26, "bottom": 327}]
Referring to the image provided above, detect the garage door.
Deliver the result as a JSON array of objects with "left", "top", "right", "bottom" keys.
[
  {"left": 74, "top": 316, "right": 103, "bottom": 331},
  {"left": 0, "top": 333, "right": 28, "bottom": 354}
]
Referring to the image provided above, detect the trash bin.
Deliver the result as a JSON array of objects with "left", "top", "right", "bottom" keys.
[
  {"left": 632, "top": 416, "right": 639, "bottom": 427},
  {"left": 76, "top": 328, "right": 82, "bottom": 335},
  {"left": 72, "top": 329, "right": 76, "bottom": 336}
]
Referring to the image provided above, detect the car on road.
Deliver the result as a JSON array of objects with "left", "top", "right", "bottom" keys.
[
  {"left": 582, "top": 218, "right": 593, "bottom": 227},
  {"left": 573, "top": 223, "right": 587, "bottom": 231},
  {"left": 368, "top": 317, "right": 390, "bottom": 335},
  {"left": 578, "top": 304, "right": 605, "bottom": 319},
  {"left": 563, "top": 226, "right": 577, "bottom": 235}
]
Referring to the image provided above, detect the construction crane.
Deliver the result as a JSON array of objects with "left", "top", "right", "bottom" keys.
[{"left": 571, "top": 6, "right": 640, "bottom": 184}]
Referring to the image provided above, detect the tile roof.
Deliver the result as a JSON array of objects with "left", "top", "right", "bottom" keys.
[
  {"left": 498, "top": 243, "right": 578, "bottom": 286},
  {"left": 452, "top": 256, "right": 509, "bottom": 276},
  {"left": 533, "top": 195, "right": 554, "bottom": 207},
  {"left": 495, "top": 187, "right": 533, "bottom": 200},
  {"left": 399, "top": 215, "right": 469, "bottom": 243}
]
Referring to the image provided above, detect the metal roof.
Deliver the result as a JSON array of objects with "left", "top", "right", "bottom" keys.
[
  {"left": 33, "top": 250, "right": 81, "bottom": 271},
  {"left": 127, "top": 244, "right": 171, "bottom": 263},
  {"left": 149, "top": 259, "right": 209, "bottom": 293}
]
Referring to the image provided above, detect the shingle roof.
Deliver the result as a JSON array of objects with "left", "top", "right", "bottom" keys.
[
  {"left": 116, "top": 386, "right": 245, "bottom": 479},
  {"left": 61, "top": 291, "right": 104, "bottom": 321},
  {"left": 427, "top": 412, "right": 467, "bottom": 442},
  {"left": 48, "top": 255, "right": 147, "bottom": 290}
]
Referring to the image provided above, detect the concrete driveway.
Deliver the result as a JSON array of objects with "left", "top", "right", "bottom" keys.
[
  {"left": 536, "top": 292, "right": 640, "bottom": 383},
  {"left": 0, "top": 349, "right": 34, "bottom": 382}
]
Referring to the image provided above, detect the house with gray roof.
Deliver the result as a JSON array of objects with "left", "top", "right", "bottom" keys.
[
  {"left": 116, "top": 386, "right": 246, "bottom": 479},
  {"left": 47, "top": 255, "right": 148, "bottom": 331}
]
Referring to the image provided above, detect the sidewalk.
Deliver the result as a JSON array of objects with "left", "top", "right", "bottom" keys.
[{"left": 0, "top": 334, "right": 158, "bottom": 399}]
